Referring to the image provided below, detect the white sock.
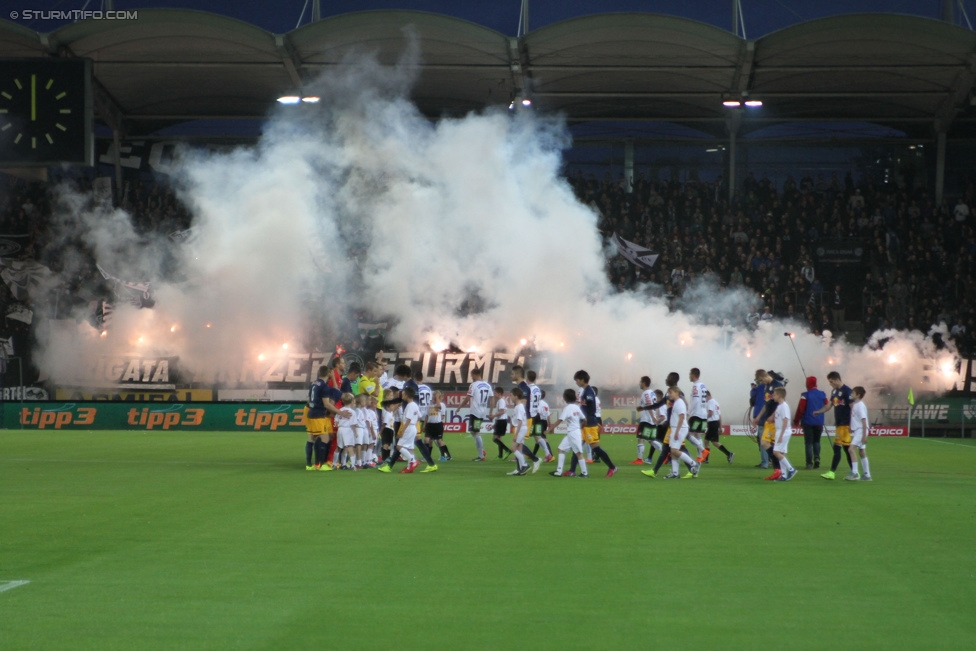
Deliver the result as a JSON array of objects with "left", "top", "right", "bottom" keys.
[
  {"left": 780, "top": 456, "right": 794, "bottom": 472},
  {"left": 556, "top": 452, "right": 566, "bottom": 474},
  {"left": 651, "top": 439, "right": 663, "bottom": 451},
  {"left": 402, "top": 449, "right": 415, "bottom": 463},
  {"left": 332, "top": 450, "right": 340, "bottom": 465},
  {"left": 637, "top": 441, "right": 645, "bottom": 459},
  {"left": 578, "top": 458, "right": 587, "bottom": 476},
  {"left": 514, "top": 450, "right": 526, "bottom": 468},
  {"left": 349, "top": 451, "right": 357, "bottom": 467},
  {"left": 584, "top": 444, "right": 592, "bottom": 461},
  {"left": 474, "top": 434, "right": 484, "bottom": 456},
  {"left": 687, "top": 435, "right": 705, "bottom": 454},
  {"left": 542, "top": 439, "right": 552, "bottom": 457},
  {"left": 679, "top": 451, "right": 695, "bottom": 466},
  {"left": 861, "top": 457, "right": 870, "bottom": 476},
  {"left": 671, "top": 457, "right": 680, "bottom": 474}
]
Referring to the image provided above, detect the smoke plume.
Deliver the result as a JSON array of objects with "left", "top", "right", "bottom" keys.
[{"left": 33, "top": 48, "right": 962, "bottom": 417}]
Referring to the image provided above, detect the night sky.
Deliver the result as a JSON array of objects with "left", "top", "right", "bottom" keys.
[{"left": 1, "top": 0, "right": 967, "bottom": 37}]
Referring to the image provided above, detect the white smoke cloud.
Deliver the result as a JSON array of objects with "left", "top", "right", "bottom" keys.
[{"left": 33, "top": 47, "right": 963, "bottom": 418}]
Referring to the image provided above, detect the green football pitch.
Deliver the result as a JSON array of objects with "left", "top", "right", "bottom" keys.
[{"left": 2, "top": 431, "right": 974, "bottom": 650}]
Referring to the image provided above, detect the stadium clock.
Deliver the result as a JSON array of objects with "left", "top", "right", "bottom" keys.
[{"left": 0, "top": 58, "right": 93, "bottom": 165}]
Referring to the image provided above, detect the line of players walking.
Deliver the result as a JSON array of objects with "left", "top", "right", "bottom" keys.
[{"left": 303, "top": 356, "right": 872, "bottom": 481}]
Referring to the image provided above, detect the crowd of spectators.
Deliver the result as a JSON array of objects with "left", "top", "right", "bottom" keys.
[
  {"left": 568, "top": 168, "right": 976, "bottom": 355},
  {"left": 0, "top": 176, "right": 193, "bottom": 379},
  {"left": 2, "top": 161, "right": 975, "bottom": 384}
]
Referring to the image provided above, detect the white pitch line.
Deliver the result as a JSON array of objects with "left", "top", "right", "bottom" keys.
[
  {"left": 0, "top": 580, "right": 30, "bottom": 593},
  {"left": 916, "top": 438, "right": 976, "bottom": 450}
]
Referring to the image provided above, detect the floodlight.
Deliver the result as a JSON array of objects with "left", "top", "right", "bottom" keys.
[{"left": 277, "top": 96, "right": 301, "bottom": 104}]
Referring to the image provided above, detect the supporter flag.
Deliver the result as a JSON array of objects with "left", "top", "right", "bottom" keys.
[
  {"left": 5, "top": 303, "right": 33, "bottom": 325},
  {"left": 168, "top": 228, "right": 196, "bottom": 243},
  {"left": 97, "top": 299, "right": 113, "bottom": 328},
  {"left": 0, "top": 258, "right": 54, "bottom": 301},
  {"left": 0, "top": 335, "right": 11, "bottom": 373},
  {"left": 358, "top": 321, "right": 387, "bottom": 341},
  {"left": 96, "top": 264, "right": 155, "bottom": 308},
  {"left": 611, "top": 233, "right": 659, "bottom": 270}
]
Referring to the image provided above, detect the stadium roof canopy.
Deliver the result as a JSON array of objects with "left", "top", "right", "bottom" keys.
[{"left": 2, "top": 9, "right": 976, "bottom": 139}]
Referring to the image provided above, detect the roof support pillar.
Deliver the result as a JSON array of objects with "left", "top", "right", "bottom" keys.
[
  {"left": 727, "top": 112, "right": 741, "bottom": 202},
  {"left": 275, "top": 35, "right": 304, "bottom": 89},
  {"left": 942, "top": 0, "right": 955, "bottom": 23},
  {"left": 936, "top": 129, "right": 947, "bottom": 205},
  {"left": 624, "top": 139, "right": 634, "bottom": 194},
  {"left": 112, "top": 128, "right": 123, "bottom": 205}
]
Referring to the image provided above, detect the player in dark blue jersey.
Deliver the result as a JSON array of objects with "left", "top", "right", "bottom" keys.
[
  {"left": 380, "top": 365, "right": 437, "bottom": 470},
  {"left": 813, "top": 371, "right": 855, "bottom": 480},
  {"left": 636, "top": 372, "right": 695, "bottom": 478},
  {"left": 568, "top": 370, "right": 617, "bottom": 477},
  {"left": 510, "top": 366, "right": 542, "bottom": 466},
  {"left": 305, "top": 365, "right": 351, "bottom": 470},
  {"left": 752, "top": 370, "right": 785, "bottom": 479}
]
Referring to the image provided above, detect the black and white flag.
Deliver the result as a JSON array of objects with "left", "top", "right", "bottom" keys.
[{"left": 611, "top": 233, "right": 659, "bottom": 270}]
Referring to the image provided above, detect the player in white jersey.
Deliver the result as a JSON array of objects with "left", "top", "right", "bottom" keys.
[
  {"left": 465, "top": 367, "right": 491, "bottom": 461},
  {"left": 664, "top": 386, "right": 700, "bottom": 479},
  {"left": 771, "top": 387, "right": 797, "bottom": 481},
  {"left": 335, "top": 392, "right": 359, "bottom": 470},
  {"left": 380, "top": 400, "right": 396, "bottom": 462},
  {"left": 425, "top": 390, "right": 452, "bottom": 462},
  {"left": 411, "top": 371, "right": 439, "bottom": 473},
  {"left": 490, "top": 385, "right": 514, "bottom": 460},
  {"left": 377, "top": 387, "right": 421, "bottom": 474},
  {"left": 685, "top": 367, "right": 709, "bottom": 461},
  {"left": 846, "top": 386, "right": 872, "bottom": 481},
  {"left": 525, "top": 370, "right": 553, "bottom": 461},
  {"left": 506, "top": 387, "right": 540, "bottom": 475},
  {"left": 549, "top": 388, "right": 588, "bottom": 477},
  {"left": 632, "top": 376, "right": 658, "bottom": 465},
  {"left": 389, "top": 374, "right": 406, "bottom": 435},
  {"left": 365, "top": 395, "right": 379, "bottom": 467},
  {"left": 532, "top": 389, "right": 555, "bottom": 462},
  {"left": 416, "top": 380, "right": 433, "bottom": 423},
  {"left": 702, "top": 390, "right": 733, "bottom": 463},
  {"left": 353, "top": 395, "right": 369, "bottom": 469}
]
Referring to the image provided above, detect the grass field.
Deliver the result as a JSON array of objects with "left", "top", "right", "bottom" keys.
[{"left": 2, "top": 430, "right": 975, "bottom": 650}]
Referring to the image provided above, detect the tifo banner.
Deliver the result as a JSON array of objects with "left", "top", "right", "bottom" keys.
[
  {"left": 194, "top": 350, "right": 544, "bottom": 388},
  {"left": 75, "top": 350, "right": 543, "bottom": 389},
  {"left": 54, "top": 388, "right": 213, "bottom": 402},
  {"left": 1, "top": 386, "right": 49, "bottom": 401},
  {"left": 68, "top": 356, "right": 180, "bottom": 387}
]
